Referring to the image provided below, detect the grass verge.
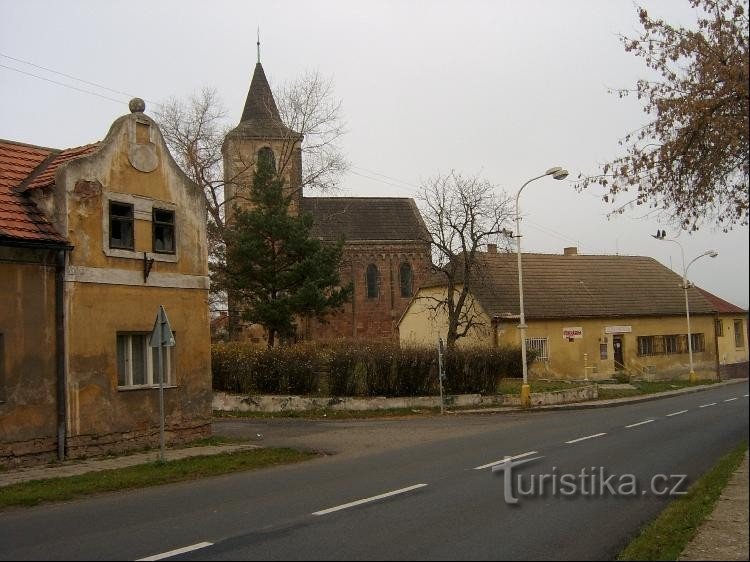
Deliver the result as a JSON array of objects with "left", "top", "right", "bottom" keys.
[
  {"left": 618, "top": 441, "right": 747, "bottom": 561},
  {"left": 0, "top": 447, "right": 316, "bottom": 509}
]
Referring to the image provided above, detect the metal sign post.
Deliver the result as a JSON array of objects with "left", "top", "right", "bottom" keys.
[
  {"left": 437, "top": 337, "right": 446, "bottom": 415},
  {"left": 149, "top": 305, "right": 175, "bottom": 462}
]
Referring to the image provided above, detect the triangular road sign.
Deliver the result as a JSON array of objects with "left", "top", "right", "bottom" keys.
[{"left": 149, "top": 305, "right": 176, "bottom": 347}]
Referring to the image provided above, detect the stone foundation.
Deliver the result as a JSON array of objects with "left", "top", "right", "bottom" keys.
[{"left": 0, "top": 422, "right": 211, "bottom": 468}]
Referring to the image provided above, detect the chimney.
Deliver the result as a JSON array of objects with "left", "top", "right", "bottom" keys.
[
  {"left": 564, "top": 247, "right": 578, "bottom": 256},
  {"left": 487, "top": 243, "right": 497, "bottom": 254}
]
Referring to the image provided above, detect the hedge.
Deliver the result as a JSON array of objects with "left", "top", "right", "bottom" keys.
[{"left": 212, "top": 341, "right": 534, "bottom": 397}]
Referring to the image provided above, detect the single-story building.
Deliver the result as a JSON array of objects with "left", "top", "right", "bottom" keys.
[
  {"left": 1, "top": 99, "right": 211, "bottom": 465},
  {"left": 398, "top": 246, "right": 746, "bottom": 380}
]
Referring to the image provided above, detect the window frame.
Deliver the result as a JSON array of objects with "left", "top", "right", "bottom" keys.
[
  {"left": 109, "top": 201, "right": 135, "bottom": 250},
  {"left": 734, "top": 320, "right": 745, "bottom": 349},
  {"left": 366, "top": 263, "right": 379, "bottom": 299},
  {"left": 399, "top": 262, "right": 413, "bottom": 298},
  {"left": 152, "top": 207, "right": 176, "bottom": 254},
  {"left": 116, "top": 332, "right": 175, "bottom": 390},
  {"left": 526, "top": 337, "right": 549, "bottom": 362}
]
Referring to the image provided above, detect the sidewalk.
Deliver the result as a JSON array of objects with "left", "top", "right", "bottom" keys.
[
  {"left": 0, "top": 443, "right": 259, "bottom": 488},
  {"left": 679, "top": 452, "right": 749, "bottom": 561}
]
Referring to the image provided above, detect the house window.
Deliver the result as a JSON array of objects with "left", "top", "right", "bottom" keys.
[
  {"left": 637, "top": 336, "right": 654, "bottom": 356},
  {"left": 152, "top": 208, "right": 175, "bottom": 253},
  {"left": 599, "top": 342, "right": 608, "bottom": 360},
  {"left": 715, "top": 319, "right": 724, "bottom": 337},
  {"left": 691, "top": 333, "right": 705, "bottom": 353},
  {"left": 110, "top": 202, "right": 134, "bottom": 250},
  {"left": 526, "top": 337, "right": 549, "bottom": 362},
  {"left": 400, "top": 263, "right": 413, "bottom": 298},
  {"left": 117, "top": 333, "right": 173, "bottom": 388},
  {"left": 366, "top": 264, "right": 379, "bottom": 299},
  {"left": 735, "top": 320, "right": 745, "bottom": 348},
  {"left": 664, "top": 335, "right": 680, "bottom": 354}
]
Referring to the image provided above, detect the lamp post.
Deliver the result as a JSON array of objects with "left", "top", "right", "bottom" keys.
[
  {"left": 515, "top": 167, "right": 569, "bottom": 408},
  {"left": 652, "top": 231, "right": 718, "bottom": 383}
]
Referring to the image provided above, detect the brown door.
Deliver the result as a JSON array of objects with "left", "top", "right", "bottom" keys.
[{"left": 613, "top": 335, "right": 624, "bottom": 370}]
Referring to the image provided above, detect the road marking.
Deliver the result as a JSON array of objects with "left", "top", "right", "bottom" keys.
[
  {"left": 744, "top": 394, "right": 749, "bottom": 397},
  {"left": 699, "top": 402, "right": 717, "bottom": 408},
  {"left": 724, "top": 398, "right": 738, "bottom": 402},
  {"left": 625, "top": 419, "right": 655, "bottom": 428},
  {"left": 666, "top": 410, "right": 688, "bottom": 417},
  {"left": 565, "top": 432, "right": 607, "bottom": 444},
  {"left": 137, "top": 542, "right": 213, "bottom": 561},
  {"left": 474, "top": 450, "right": 539, "bottom": 470},
  {"left": 312, "top": 484, "right": 428, "bottom": 516}
]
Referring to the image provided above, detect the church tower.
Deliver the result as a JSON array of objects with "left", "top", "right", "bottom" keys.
[{"left": 222, "top": 58, "right": 303, "bottom": 217}]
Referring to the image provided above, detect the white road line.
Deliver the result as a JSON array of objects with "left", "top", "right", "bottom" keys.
[
  {"left": 744, "top": 394, "right": 749, "bottom": 397},
  {"left": 473, "top": 450, "right": 539, "bottom": 470},
  {"left": 724, "top": 398, "right": 738, "bottom": 402},
  {"left": 565, "top": 432, "right": 607, "bottom": 444},
  {"left": 625, "top": 419, "right": 655, "bottom": 428},
  {"left": 312, "top": 484, "right": 428, "bottom": 516},
  {"left": 136, "top": 542, "right": 213, "bottom": 561},
  {"left": 699, "top": 402, "right": 717, "bottom": 408},
  {"left": 666, "top": 410, "right": 688, "bottom": 417}
]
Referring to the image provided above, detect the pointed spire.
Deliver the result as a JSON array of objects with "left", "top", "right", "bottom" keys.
[
  {"left": 257, "top": 27, "right": 260, "bottom": 64},
  {"left": 240, "top": 62, "right": 282, "bottom": 125}
]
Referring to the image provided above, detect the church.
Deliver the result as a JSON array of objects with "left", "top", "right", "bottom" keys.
[{"left": 222, "top": 60, "right": 433, "bottom": 341}]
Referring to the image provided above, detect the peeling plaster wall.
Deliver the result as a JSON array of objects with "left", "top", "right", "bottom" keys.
[{"left": 0, "top": 247, "right": 59, "bottom": 464}]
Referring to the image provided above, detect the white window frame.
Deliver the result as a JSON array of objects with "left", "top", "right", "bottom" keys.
[
  {"left": 117, "top": 333, "right": 175, "bottom": 389},
  {"left": 526, "top": 337, "right": 549, "bottom": 362}
]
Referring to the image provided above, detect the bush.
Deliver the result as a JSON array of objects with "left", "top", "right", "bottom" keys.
[
  {"left": 213, "top": 340, "right": 531, "bottom": 397},
  {"left": 212, "top": 343, "right": 319, "bottom": 395}
]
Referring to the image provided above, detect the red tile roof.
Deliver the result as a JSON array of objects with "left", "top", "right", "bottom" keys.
[
  {"left": 0, "top": 139, "right": 97, "bottom": 245},
  {"left": 26, "top": 143, "right": 100, "bottom": 190},
  {"left": 696, "top": 287, "right": 746, "bottom": 314}
]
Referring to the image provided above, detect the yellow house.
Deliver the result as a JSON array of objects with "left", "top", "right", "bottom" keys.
[
  {"left": 399, "top": 246, "right": 738, "bottom": 381},
  {"left": 698, "top": 288, "right": 749, "bottom": 378},
  {"left": 0, "top": 99, "right": 211, "bottom": 465}
]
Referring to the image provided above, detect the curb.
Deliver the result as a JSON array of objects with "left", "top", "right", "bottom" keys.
[{"left": 452, "top": 378, "right": 748, "bottom": 415}]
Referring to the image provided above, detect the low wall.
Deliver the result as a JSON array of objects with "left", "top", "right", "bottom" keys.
[
  {"left": 719, "top": 361, "right": 749, "bottom": 380},
  {"left": 213, "top": 385, "right": 598, "bottom": 413}
]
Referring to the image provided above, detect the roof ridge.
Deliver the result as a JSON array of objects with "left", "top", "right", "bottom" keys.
[{"left": 0, "top": 138, "right": 59, "bottom": 152}]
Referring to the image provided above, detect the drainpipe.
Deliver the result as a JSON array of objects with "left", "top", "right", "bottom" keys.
[{"left": 55, "top": 248, "right": 68, "bottom": 461}]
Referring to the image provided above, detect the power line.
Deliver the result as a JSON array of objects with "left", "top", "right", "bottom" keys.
[{"left": 0, "top": 64, "right": 127, "bottom": 105}]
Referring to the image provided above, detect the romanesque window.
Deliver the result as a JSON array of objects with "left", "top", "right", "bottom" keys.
[
  {"left": 116, "top": 333, "right": 174, "bottom": 388},
  {"left": 152, "top": 208, "right": 175, "bottom": 254},
  {"left": 257, "top": 146, "right": 276, "bottom": 170},
  {"left": 366, "top": 264, "right": 379, "bottom": 299},
  {"left": 109, "top": 201, "right": 134, "bottom": 250},
  {"left": 400, "top": 262, "right": 413, "bottom": 298}
]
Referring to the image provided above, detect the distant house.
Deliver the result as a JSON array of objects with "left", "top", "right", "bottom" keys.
[
  {"left": 0, "top": 99, "right": 211, "bottom": 465},
  {"left": 697, "top": 288, "right": 749, "bottom": 378},
  {"left": 398, "top": 246, "right": 745, "bottom": 380}
]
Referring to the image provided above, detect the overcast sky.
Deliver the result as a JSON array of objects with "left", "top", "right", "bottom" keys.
[{"left": 2, "top": 0, "right": 748, "bottom": 307}]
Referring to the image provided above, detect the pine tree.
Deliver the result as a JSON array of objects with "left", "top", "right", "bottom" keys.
[{"left": 223, "top": 155, "right": 351, "bottom": 347}]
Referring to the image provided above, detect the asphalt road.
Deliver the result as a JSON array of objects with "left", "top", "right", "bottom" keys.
[{"left": 1, "top": 382, "right": 747, "bottom": 561}]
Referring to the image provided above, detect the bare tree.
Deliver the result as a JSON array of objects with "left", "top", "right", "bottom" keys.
[
  {"left": 275, "top": 70, "right": 348, "bottom": 194},
  {"left": 577, "top": 0, "right": 749, "bottom": 231},
  {"left": 154, "top": 72, "right": 348, "bottom": 313},
  {"left": 418, "top": 171, "right": 514, "bottom": 349}
]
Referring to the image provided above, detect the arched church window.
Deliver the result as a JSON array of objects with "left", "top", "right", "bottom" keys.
[
  {"left": 366, "top": 264, "right": 379, "bottom": 299},
  {"left": 400, "top": 262, "right": 413, "bottom": 298},
  {"left": 257, "top": 146, "right": 276, "bottom": 170}
]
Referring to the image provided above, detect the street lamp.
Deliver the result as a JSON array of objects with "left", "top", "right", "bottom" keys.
[
  {"left": 514, "top": 167, "right": 569, "bottom": 408},
  {"left": 652, "top": 231, "right": 718, "bottom": 383}
]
